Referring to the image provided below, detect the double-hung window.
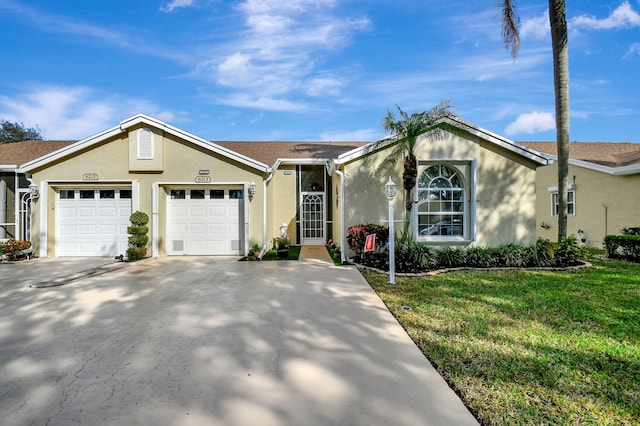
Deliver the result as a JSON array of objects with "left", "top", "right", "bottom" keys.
[{"left": 551, "top": 190, "right": 575, "bottom": 216}]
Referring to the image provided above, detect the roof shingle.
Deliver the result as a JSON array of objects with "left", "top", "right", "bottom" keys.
[
  {"left": 519, "top": 142, "right": 640, "bottom": 167},
  {"left": 0, "top": 140, "right": 75, "bottom": 166}
]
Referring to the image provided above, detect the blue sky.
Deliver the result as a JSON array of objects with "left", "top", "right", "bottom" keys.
[{"left": 0, "top": 0, "right": 639, "bottom": 143}]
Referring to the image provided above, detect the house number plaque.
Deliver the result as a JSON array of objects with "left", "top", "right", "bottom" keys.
[
  {"left": 82, "top": 173, "right": 99, "bottom": 181},
  {"left": 195, "top": 176, "right": 211, "bottom": 183}
]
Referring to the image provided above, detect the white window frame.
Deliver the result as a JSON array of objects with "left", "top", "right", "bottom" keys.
[
  {"left": 548, "top": 183, "right": 576, "bottom": 216},
  {"left": 551, "top": 190, "right": 576, "bottom": 216},
  {"left": 414, "top": 161, "right": 474, "bottom": 243}
]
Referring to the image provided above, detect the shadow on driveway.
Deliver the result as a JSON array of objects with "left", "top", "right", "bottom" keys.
[{"left": 0, "top": 257, "right": 477, "bottom": 426}]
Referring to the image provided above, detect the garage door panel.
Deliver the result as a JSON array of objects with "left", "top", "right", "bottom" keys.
[
  {"left": 167, "top": 189, "right": 244, "bottom": 255},
  {"left": 56, "top": 189, "right": 131, "bottom": 256}
]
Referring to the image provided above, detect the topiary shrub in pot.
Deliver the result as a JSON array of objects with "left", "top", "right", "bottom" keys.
[{"left": 127, "top": 211, "right": 149, "bottom": 261}]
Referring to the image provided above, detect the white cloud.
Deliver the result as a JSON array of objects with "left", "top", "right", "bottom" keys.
[
  {"left": 623, "top": 42, "right": 640, "bottom": 58},
  {"left": 504, "top": 111, "right": 555, "bottom": 135},
  {"left": 521, "top": 11, "right": 549, "bottom": 39},
  {"left": 161, "top": 0, "right": 195, "bottom": 13},
  {"left": 0, "top": 85, "right": 185, "bottom": 139},
  {"left": 572, "top": 1, "right": 640, "bottom": 30},
  {"left": 215, "top": 93, "right": 307, "bottom": 112},
  {"left": 191, "top": 0, "right": 369, "bottom": 110}
]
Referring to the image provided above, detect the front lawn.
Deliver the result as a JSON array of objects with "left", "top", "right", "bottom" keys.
[{"left": 363, "top": 258, "right": 640, "bottom": 425}]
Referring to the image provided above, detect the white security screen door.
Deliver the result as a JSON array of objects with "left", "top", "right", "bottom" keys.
[{"left": 301, "top": 193, "right": 325, "bottom": 245}]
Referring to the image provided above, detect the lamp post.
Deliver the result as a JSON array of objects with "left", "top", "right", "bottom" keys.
[{"left": 385, "top": 176, "right": 397, "bottom": 284}]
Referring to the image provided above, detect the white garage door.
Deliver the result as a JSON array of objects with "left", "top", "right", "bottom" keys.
[
  {"left": 56, "top": 188, "right": 132, "bottom": 256},
  {"left": 166, "top": 188, "right": 244, "bottom": 255}
]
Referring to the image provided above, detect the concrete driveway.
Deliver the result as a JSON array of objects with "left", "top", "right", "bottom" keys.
[{"left": 0, "top": 257, "right": 477, "bottom": 426}]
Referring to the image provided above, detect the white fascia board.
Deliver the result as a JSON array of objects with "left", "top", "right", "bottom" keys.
[
  {"left": 21, "top": 125, "right": 124, "bottom": 172},
  {"left": 336, "top": 115, "right": 552, "bottom": 166},
  {"left": 544, "top": 153, "right": 640, "bottom": 176},
  {"left": 120, "top": 115, "right": 269, "bottom": 173},
  {"left": 275, "top": 158, "right": 331, "bottom": 166},
  {"left": 21, "top": 114, "right": 269, "bottom": 174},
  {"left": 0, "top": 165, "right": 18, "bottom": 171},
  {"left": 442, "top": 115, "right": 551, "bottom": 166},
  {"left": 335, "top": 137, "right": 394, "bottom": 164}
]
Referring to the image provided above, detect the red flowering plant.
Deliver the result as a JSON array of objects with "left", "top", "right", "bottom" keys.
[
  {"left": 346, "top": 224, "right": 389, "bottom": 255},
  {"left": 0, "top": 239, "right": 32, "bottom": 260}
]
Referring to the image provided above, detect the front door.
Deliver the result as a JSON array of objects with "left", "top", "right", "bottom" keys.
[{"left": 301, "top": 192, "right": 325, "bottom": 245}]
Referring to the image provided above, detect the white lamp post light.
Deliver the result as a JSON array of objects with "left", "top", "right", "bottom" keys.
[{"left": 385, "top": 176, "right": 397, "bottom": 284}]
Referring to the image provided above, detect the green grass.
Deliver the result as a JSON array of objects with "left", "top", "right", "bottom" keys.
[
  {"left": 363, "top": 258, "right": 640, "bottom": 425},
  {"left": 260, "top": 246, "right": 301, "bottom": 261}
]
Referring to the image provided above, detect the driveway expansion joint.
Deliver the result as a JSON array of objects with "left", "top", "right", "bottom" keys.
[{"left": 29, "top": 262, "right": 128, "bottom": 288}]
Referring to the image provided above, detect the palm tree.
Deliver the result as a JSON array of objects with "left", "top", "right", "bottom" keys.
[
  {"left": 381, "top": 100, "right": 452, "bottom": 233},
  {"left": 500, "top": 0, "right": 570, "bottom": 241}
]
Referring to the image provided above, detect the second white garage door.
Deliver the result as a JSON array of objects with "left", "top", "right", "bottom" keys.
[{"left": 166, "top": 188, "right": 244, "bottom": 255}]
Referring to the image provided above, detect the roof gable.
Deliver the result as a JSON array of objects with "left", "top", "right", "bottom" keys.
[
  {"left": 20, "top": 114, "right": 269, "bottom": 173},
  {"left": 336, "top": 114, "right": 550, "bottom": 166}
]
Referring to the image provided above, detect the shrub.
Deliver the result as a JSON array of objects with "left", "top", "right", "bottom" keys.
[
  {"left": 437, "top": 247, "right": 465, "bottom": 268},
  {"left": 130, "top": 211, "right": 149, "bottom": 226},
  {"left": 526, "top": 238, "right": 554, "bottom": 267},
  {"left": 127, "top": 211, "right": 149, "bottom": 261},
  {"left": 554, "top": 237, "right": 585, "bottom": 267},
  {"left": 396, "top": 232, "right": 438, "bottom": 272},
  {"left": 464, "top": 246, "right": 495, "bottom": 268},
  {"left": 621, "top": 226, "right": 640, "bottom": 236},
  {"left": 346, "top": 224, "right": 388, "bottom": 255},
  {"left": 493, "top": 243, "right": 529, "bottom": 268},
  {"left": 0, "top": 239, "right": 32, "bottom": 260},
  {"left": 604, "top": 234, "right": 640, "bottom": 260}
]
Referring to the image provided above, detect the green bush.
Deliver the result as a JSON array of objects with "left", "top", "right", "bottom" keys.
[
  {"left": 127, "top": 225, "right": 149, "bottom": 236},
  {"left": 437, "top": 247, "right": 465, "bottom": 268},
  {"left": 526, "top": 238, "right": 554, "bottom": 267},
  {"left": 494, "top": 243, "right": 529, "bottom": 268},
  {"left": 130, "top": 211, "right": 149, "bottom": 226},
  {"left": 554, "top": 237, "right": 585, "bottom": 267},
  {"left": 621, "top": 226, "right": 640, "bottom": 236},
  {"left": 127, "top": 211, "right": 149, "bottom": 261},
  {"left": 128, "top": 235, "right": 149, "bottom": 247},
  {"left": 396, "top": 232, "right": 438, "bottom": 272},
  {"left": 604, "top": 234, "right": 640, "bottom": 260},
  {"left": 465, "top": 246, "right": 495, "bottom": 268}
]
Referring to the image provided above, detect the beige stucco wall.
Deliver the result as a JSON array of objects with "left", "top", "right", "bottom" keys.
[
  {"left": 341, "top": 131, "right": 540, "bottom": 252},
  {"left": 535, "top": 162, "right": 640, "bottom": 247},
  {"left": 267, "top": 165, "right": 297, "bottom": 247},
  {"left": 29, "top": 127, "right": 265, "bottom": 257}
]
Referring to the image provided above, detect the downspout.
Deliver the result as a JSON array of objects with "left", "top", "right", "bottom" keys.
[
  {"left": 334, "top": 167, "right": 346, "bottom": 264},
  {"left": 261, "top": 162, "right": 279, "bottom": 258},
  {"left": 0, "top": 178, "right": 6, "bottom": 239}
]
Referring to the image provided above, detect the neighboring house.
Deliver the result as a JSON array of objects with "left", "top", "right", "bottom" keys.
[
  {"left": 521, "top": 142, "right": 640, "bottom": 248},
  {"left": 18, "top": 113, "right": 550, "bottom": 259},
  {"left": 0, "top": 140, "right": 74, "bottom": 241}
]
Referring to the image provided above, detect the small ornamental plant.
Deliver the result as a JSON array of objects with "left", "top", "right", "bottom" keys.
[
  {"left": 127, "top": 211, "right": 149, "bottom": 261},
  {"left": 0, "top": 239, "right": 32, "bottom": 260}
]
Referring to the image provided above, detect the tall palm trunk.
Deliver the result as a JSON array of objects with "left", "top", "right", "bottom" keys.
[
  {"left": 549, "top": 0, "right": 570, "bottom": 241},
  {"left": 403, "top": 153, "right": 418, "bottom": 233}
]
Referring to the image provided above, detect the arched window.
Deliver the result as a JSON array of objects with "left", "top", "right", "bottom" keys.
[
  {"left": 416, "top": 164, "right": 465, "bottom": 238},
  {"left": 137, "top": 128, "right": 154, "bottom": 160}
]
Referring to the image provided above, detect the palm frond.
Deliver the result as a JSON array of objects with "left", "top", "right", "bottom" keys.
[{"left": 499, "top": 0, "right": 520, "bottom": 57}]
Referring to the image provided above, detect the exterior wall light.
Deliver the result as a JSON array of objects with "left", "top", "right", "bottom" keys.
[{"left": 248, "top": 181, "right": 257, "bottom": 200}]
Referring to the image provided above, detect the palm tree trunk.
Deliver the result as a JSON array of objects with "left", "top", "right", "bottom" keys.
[
  {"left": 549, "top": 0, "right": 570, "bottom": 241},
  {"left": 403, "top": 153, "right": 417, "bottom": 233}
]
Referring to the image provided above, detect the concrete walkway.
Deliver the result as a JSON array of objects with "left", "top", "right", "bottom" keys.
[
  {"left": 0, "top": 257, "right": 477, "bottom": 426},
  {"left": 298, "top": 245, "right": 334, "bottom": 263}
]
